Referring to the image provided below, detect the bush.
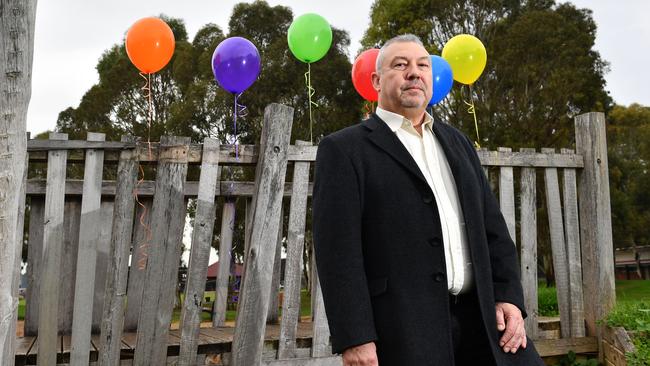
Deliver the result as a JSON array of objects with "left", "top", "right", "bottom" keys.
[{"left": 604, "top": 301, "right": 650, "bottom": 365}]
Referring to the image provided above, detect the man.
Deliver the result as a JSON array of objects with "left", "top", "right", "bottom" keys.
[{"left": 312, "top": 34, "right": 544, "bottom": 365}]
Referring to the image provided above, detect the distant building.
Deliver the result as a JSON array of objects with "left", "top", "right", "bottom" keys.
[
  {"left": 615, "top": 245, "right": 650, "bottom": 280},
  {"left": 205, "top": 261, "right": 245, "bottom": 291}
]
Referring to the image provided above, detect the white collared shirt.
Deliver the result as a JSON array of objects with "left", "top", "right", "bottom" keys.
[{"left": 376, "top": 107, "right": 472, "bottom": 295}]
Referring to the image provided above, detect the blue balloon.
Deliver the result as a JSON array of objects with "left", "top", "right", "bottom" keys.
[{"left": 428, "top": 55, "right": 453, "bottom": 106}]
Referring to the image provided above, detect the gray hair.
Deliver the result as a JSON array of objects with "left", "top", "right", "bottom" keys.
[{"left": 375, "top": 34, "right": 425, "bottom": 74}]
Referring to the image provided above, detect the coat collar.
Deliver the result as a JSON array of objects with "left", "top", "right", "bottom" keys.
[
  {"left": 363, "top": 113, "right": 466, "bottom": 193},
  {"left": 363, "top": 113, "right": 429, "bottom": 187}
]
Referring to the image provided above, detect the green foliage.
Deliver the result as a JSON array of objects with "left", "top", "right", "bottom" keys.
[
  {"left": 56, "top": 2, "right": 362, "bottom": 146},
  {"left": 361, "top": 0, "right": 611, "bottom": 149},
  {"left": 552, "top": 351, "right": 599, "bottom": 366},
  {"left": 538, "top": 284, "right": 559, "bottom": 317},
  {"left": 616, "top": 280, "right": 650, "bottom": 304},
  {"left": 604, "top": 300, "right": 650, "bottom": 365},
  {"left": 628, "top": 337, "right": 650, "bottom": 366},
  {"left": 607, "top": 104, "right": 650, "bottom": 249}
]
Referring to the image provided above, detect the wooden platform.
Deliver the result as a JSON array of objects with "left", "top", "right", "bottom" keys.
[{"left": 15, "top": 321, "right": 598, "bottom": 365}]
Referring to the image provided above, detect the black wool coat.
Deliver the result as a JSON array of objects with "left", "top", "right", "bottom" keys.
[{"left": 312, "top": 114, "right": 544, "bottom": 365}]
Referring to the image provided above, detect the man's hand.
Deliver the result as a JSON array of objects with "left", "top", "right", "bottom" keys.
[
  {"left": 342, "top": 342, "right": 378, "bottom": 366},
  {"left": 495, "top": 302, "right": 527, "bottom": 354}
]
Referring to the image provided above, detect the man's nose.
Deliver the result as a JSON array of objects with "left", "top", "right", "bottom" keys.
[{"left": 405, "top": 64, "right": 422, "bottom": 80}]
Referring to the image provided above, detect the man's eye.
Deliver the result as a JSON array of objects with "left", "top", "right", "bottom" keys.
[
  {"left": 419, "top": 63, "right": 431, "bottom": 69},
  {"left": 394, "top": 63, "right": 406, "bottom": 69}
]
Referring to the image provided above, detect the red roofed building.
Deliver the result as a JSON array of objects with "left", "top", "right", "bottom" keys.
[{"left": 205, "top": 261, "right": 244, "bottom": 291}]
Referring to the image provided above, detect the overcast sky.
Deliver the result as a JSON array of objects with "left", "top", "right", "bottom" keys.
[{"left": 26, "top": 0, "right": 650, "bottom": 136}]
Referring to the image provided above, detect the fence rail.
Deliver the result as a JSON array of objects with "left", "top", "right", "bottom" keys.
[{"left": 14, "top": 106, "right": 614, "bottom": 365}]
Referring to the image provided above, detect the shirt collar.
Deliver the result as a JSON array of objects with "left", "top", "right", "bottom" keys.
[{"left": 376, "top": 107, "right": 434, "bottom": 135}]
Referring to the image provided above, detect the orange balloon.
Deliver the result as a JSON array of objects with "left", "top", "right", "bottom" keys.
[{"left": 125, "top": 17, "right": 175, "bottom": 74}]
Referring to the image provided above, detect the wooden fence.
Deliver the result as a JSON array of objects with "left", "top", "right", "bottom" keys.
[{"left": 13, "top": 104, "right": 615, "bottom": 365}]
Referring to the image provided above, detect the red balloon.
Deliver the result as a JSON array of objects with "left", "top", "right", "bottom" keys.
[{"left": 352, "top": 49, "right": 379, "bottom": 102}]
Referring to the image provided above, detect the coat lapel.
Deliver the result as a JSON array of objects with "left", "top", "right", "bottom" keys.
[{"left": 364, "top": 115, "right": 429, "bottom": 187}]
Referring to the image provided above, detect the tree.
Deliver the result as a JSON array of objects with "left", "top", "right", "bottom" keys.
[
  {"left": 361, "top": 0, "right": 611, "bottom": 149},
  {"left": 607, "top": 104, "right": 650, "bottom": 250},
  {"left": 0, "top": 0, "right": 37, "bottom": 363},
  {"left": 56, "top": 1, "right": 363, "bottom": 286}
]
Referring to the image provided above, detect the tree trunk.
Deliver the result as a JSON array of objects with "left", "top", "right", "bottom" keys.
[{"left": 0, "top": 1, "right": 37, "bottom": 364}]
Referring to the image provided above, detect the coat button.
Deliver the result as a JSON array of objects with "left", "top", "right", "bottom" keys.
[
  {"left": 433, "top": 272, "right": 445, "bottom": 282},
  {"left": 422, "top": 195, "right": 433, "bottom": 204},
  {"left": 428, "top": 238, "right": 441, "bottom": 247}
]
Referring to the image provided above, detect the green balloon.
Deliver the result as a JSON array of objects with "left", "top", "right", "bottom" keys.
[{"left": 287, "top": 13, "right": 332, "bottom": 63}]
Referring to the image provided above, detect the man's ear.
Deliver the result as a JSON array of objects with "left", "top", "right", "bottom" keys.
[{"left": 371, "top": 71, "right": 381, "bottom": 92}]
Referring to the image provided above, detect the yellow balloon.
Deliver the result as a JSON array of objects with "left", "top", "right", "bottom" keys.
[{"left": 441, "top": 34, "right": 487, "bottom": 85}]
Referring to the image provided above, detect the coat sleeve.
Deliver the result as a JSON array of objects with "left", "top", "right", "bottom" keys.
[
  {"left": 462, "top": 136, "right": 528, "bottom": 318},
  {"left": 312, "top": 136, "right": 378, "bottom": 354}
]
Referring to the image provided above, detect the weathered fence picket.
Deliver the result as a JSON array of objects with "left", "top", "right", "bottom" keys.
[
  {"left": 213, "top": 196, "right": 235, "bottom": 327},
  {"left": 133, "top": 136, "right": 191, "bottom": 366},
  {"left": 70, "top": 132, "right": 106, "bottom": 365},
  {"left": 519, "top": 147, "right": 538, "bottom": 340},
  {"left": 560, "top": 148, "right": 585, "bottom": 338},
  {"left": 278, "top": 140, "right": 312, "bottom": 360},
  {"left": 98, "top": 135, "right": 139, "bottom": 366},
  {"left": 38, "top": 132, "right": 68, "bottom": 366},
  {"left": 13, "top": 109, "right": 614, "bottom": 365},
  {"left": 498, "top": 147, "right": 517, "bottom": 246},
  {"left": 178, "top": 138, "right": 220, "bottom": 366},
  {"left": 231, "top": 103, "right": 294, "bottom": 366}
]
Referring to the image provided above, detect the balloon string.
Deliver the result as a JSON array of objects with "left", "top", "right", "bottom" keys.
[
  {"left": 135, "top": 72, "right": 155, "bottom": 271},
  {"left": 463, "top": 84, "right": 481, "bottom": 149},
  {"left": 139, "top": 72, "right": 154, "bottom": 159},
  {"left": 363, "top": 102, "right": 371, "bottom": 118},
  {"left": 232, "top": 92, "right": 248, "bottom": 159},
  {"left": 304, "top": 63, "right": 318, "bottom": 143}
]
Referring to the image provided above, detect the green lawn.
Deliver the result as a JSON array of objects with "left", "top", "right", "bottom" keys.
[
  {"left": 615, "top": 279, "right": 650, "bottom": 304},
  {"left": 171, "top": 289, "right": 314, "bottom": 324},
  {"left": 17, "top": 280, "right": 649, "bottom": 322}
]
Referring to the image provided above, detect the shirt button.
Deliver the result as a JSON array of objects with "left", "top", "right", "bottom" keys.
[
  {"left": 422, "top": 195, "right": 433, "bottom": 204},
  {"left": 433, "top": 272, "right": 445, "bottom": 282},
  {"left": 428, "top": 238, "right": 441, "bottom": 247}
]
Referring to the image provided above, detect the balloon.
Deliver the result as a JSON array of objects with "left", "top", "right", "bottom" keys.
[
  {"left": 212, "top": 37, "right": 261, "bottom": 94},
  {"left": 428, "top": 55, "right": 454, "bottom": 106},
  {"left": 441, "top": 34, "right": 487, "bottom": 85},
  {"left": 287, "top": 13, "right": 332, "bottom": 63},
  {"left": 125, "top": 17, "right": 175, "bottom": 74},
  {"left": 352, "top": 49, "right": 379, "bottom": 102}
]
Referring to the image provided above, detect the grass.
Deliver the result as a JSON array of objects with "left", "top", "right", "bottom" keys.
[{"left": 170, "top": 288, "right": 314, "bottom": 324}]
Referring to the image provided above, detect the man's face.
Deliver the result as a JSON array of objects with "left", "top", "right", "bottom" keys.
[{"left": 372, "top": 42, "right": 432, "bottom": 114}]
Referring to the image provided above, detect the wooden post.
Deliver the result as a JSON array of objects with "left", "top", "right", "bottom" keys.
[
  {"left": 231, "top": 103, "right": 294, "bottom": 366},
  {"left": 133, "top": 136, "right": 190, "bottom": 366},
  {"left": 38, "top": 132, "right": 68, "bottom": 366},
  {"left": 561, "top": 148, "right": 585, "bottom": 338},
  {"left": 542, "top": 148, "right": 571, "bottom": 338},
  {"left": 98, "top": 136, "right": 138, "bottom": 366},
  {"left": 498, "top": 147, "right": 516, "bottom": 246},
  {"left": 70, "top": 132, "right": 106, "bottom": 365},
  {"left": 214, "top": 198, "right": 236, "bottom": 327},
  {"left": 178, "top": 138, "right": 220, "bottom": 366},
  {"left": 0, "top": 1, "right": 36, "bottom": 362},
  {"left": 24, "top": 195, "right": 44, "bottom": 336},
  {"left": 267, "top": 204, "right": 284, "bottom": 324},
  {"left": 123, "top": 197, "right": 152, "bottom": 331},
  {"left": 519, "top": 148, "right": 538, "bottom": 340},
  {"left": 278, "top": 140, "right": 311, "bottom": 359},
  {"left": 574, "top": 112, "right": 615, "bottom": 337}
]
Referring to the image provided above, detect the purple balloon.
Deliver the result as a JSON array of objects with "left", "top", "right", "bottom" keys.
[{"left": 212, "top": 37, "right": 261, "bottom": 94}]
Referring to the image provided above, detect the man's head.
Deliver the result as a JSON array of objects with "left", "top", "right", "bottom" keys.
[{"left": 372, "top": 34, "right": 432, "bottom": 118}]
